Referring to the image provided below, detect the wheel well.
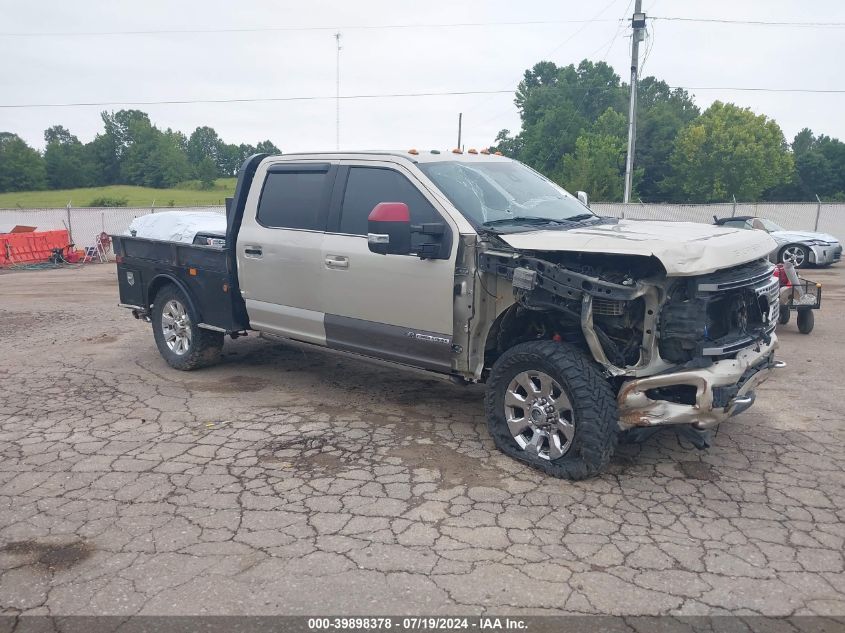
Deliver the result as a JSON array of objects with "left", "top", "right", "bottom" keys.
[
  {"left": 146, "top": 276, "right": 200, "bottom": 321},
  {"left": 779, "top": 243, "right": 807, "bottom": 256},
  {"left": 146, "top": 277, "right": 177, "bottom": 309},
  {"left": 483, "top": 304, "right": 586, "bottom": 369}
]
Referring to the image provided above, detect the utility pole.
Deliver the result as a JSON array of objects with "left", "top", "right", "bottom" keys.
[
  {"left": 623, "top": 2, "right": 646, "bottom": 204},
  {"left": 335, "top": 32, "right": 342, "bottom": 150},
  {"left": 457, "top": 112, "right": 462, "bottom": 150}
]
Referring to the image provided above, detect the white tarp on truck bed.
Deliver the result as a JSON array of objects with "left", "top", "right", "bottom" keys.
[{"left": 125, "top": 211, "right": 226, "bottom": 244}]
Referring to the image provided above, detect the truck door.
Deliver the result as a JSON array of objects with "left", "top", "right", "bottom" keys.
[
  {"left": 320, "top": 161, "right": 458, "bottom": 371},
  {"left": 236, "top": 161, "right": 337, "bottom": 345}
]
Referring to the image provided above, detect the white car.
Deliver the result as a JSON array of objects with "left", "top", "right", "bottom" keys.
[{"left": 713, "top": 216, "right": 841, "bottom": 268}]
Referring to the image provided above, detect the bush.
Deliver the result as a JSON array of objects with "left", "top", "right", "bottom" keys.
[{"left": 88, "top": 196, "right": 129, "bottom": 207}]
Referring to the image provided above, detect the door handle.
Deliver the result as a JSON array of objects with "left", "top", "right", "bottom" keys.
[
  {"left": 324, "top": 255, "right": 349, "bottom": 269},
  {"left": 244, "top": 246, "right": 263, "bottom": 257}
]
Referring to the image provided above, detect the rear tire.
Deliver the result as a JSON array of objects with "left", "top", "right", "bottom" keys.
[
  {"left": 152, "top": 285, "right": 224, "bottom": 370},
  {"left": 778, "top": 305, "right": 791, "bottom": 325},
  {"left": 484, "top": 341, "right": 618, "bottom": 480},
  {"left": 797, "top": 308, "right": 814, "bottom": 334}
]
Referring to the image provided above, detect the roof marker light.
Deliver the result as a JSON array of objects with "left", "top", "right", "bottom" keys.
[
  {"left": 452, "top": 148, "right": 463, "bottom": 154},
  {"left": 494, "top": 151, "right": 503, "bottom": 156},
  {"left": 480, "top": 148, "right": 490, "bottom": 155},
  {"left": 468, "top": 148, "right": 478, "bottom": 154},
  {"left": 408, "top": 148, "right": 419, "bottom": 155},
  {"left": 430, "top": 149, "right": 441, "bottom": 154}
]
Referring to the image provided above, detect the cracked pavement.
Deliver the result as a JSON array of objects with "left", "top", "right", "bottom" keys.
[{"left": 1, "top": 264, "right": 844, "bottom": 617}]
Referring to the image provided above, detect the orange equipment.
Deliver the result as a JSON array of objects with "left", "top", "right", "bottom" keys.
[{"left": 0, "top": 229, "right": 71, "bottom": 266}]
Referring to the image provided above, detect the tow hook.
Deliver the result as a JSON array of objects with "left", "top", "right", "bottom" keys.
[
  {"left": 773, "top": 360, "right": 787, "bottom": 369},
  {"left": 730, "top": 394, "right": 756, "bottom": 416}
]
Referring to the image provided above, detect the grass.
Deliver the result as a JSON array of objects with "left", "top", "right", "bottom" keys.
[{"left": 0, "top": 178, "right": 238, "bottom": 208}]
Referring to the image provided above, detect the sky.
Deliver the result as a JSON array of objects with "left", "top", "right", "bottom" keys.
[{"left": 2, "top": 0, "right": 844, "bottom": 153}]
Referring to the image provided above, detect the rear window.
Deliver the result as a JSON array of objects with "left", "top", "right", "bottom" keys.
[{"left": 257, "top": 170, "right": 329, "bottom": 230}]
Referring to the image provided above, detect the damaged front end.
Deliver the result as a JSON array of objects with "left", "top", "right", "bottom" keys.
[{"left": 480, "top": 250, "right": 785, "bottom": 432}]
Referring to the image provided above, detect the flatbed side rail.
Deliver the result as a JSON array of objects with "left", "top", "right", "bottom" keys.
[{"left": 113, "top": 235, "right": 247, "bottom": 333}]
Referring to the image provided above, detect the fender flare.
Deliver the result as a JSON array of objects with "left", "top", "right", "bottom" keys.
[{"left": 146, "top": 273, "right": 202, "bottom": 322}]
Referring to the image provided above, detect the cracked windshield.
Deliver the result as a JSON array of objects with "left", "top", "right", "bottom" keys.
[{"left": 419, "top": 160, "right": 594, "bottom": 228}]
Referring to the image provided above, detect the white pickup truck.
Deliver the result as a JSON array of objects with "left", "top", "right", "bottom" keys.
[{"left": 113, "top": 150, "right": 785, "bottom": 479}]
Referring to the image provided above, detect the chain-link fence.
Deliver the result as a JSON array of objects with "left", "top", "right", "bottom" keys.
[{"left": 1, "top": 202, "right": 842, "bottom": 260}]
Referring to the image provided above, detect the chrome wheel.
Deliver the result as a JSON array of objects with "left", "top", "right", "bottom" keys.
[
  {"left": 781, "top": 245, "right": 807, "bottom": 267},
  {"left": 161, "top": 299, "right": 192, "bottom": 355},
  {"left": 504, "top": 370, "right": 575, "bottom": 460}
]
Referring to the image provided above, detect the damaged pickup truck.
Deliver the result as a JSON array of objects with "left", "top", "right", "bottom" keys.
[{"left": 113, "top": 150, "right": 785, "bottom": 479}]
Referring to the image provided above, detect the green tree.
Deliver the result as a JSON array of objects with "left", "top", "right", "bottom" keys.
[
  {"left": 492, "top": 60, "right": 626, "bottom": 172},
  {"left": 88, "top": 110, "right": 152, "bottom": 185},
  {"left": 662, "top": 101, "right": 794, "bottom": 202},
  {"left": 785, "top": 130, "right": 845, "bottom": 200},
  {"left": 255, "top": 140, "right": 281, "bottom": 155},
  {"left": 0, "top": 132, "right": 47, "bottom": 193},
  {"left": 195, "top": 157, "right": 218, "bottom": 190},
  {"left": 634, "top": 78, "right": 699, "bottom": 201},
  {"left": 187, "top": 126, "right": 222, "bottom": 173},
  {"left": 43, "top": 125, "right": 95, "bottom": 189},
  {"left": 218, "top": 141, "right": 280, "bottom": 176},
  {"left": 560, "top": 109, "right": 629, "bottom": 201},
  {"left": 792, "top": 128, "right": 816, "bottom": 157},
  {"left": 218, "top": 143, "right": 244, "bottom": 177},
  {"left": 121, "top": 121, "right": 191, "bottom": 188}
]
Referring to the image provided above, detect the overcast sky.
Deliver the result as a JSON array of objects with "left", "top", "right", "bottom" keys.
[{"left": 2, "top": 0, "right": 844, "bottom": 152}]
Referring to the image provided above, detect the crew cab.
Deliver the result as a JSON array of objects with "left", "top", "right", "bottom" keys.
[{"left": 114, "top": 151, "right": 785, "bottom": 479}]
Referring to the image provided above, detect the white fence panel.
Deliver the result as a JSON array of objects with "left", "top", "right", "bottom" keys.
[
  {"left": 1, "top": 203, "right": 843, "bottom": 255},
  {"left": 591, "top": 202, "right": 844, "bottom": 242}
]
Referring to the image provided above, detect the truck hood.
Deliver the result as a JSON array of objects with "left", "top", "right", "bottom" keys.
[{"left": 499, "top": 219, "right": 778, "bottom": 276}]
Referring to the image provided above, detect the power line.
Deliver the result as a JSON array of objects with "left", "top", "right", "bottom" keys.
[
  {"left": 541, "top": 0, "right": 622, "bottom": 60},
  {"left": 0, "top": 89, "right": 516, "bottom": 109},
  {"left": 652, "top": 16, "right": 845, "bottom": 28},
  {"left": 0, "top": 19, "right": 622, "bottom": 38},
  {"left": 2, "top": 85, "right": 842, "bottom": 112},
  {"left": 464, "top": 0, "right": 624, "bottom": 126},
  {"left": 670, "top": 86, "right": 845, "bottom": 93},
  {"left": 4, "top": 15, "right": 842, "bottom": 38}
]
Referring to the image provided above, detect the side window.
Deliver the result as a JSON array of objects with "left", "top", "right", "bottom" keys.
[
  {"left": 722, "top": 220, "right": 748, "bottom": 229},
  {"left": 257, "top": 169, "right": 330, "bottom": 230},
  {"left": 339, "top": 167, "right": 441, "bottom": 236}
]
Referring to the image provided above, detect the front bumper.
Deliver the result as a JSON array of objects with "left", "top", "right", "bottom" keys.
[
  {"left": 617, "top": 335, "right": 784, "bottom": 430},
  {"left": 809, "top": 243, "right": 841, "bottom": 265}
]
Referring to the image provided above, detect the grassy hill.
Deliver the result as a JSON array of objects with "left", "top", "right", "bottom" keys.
[{"left": 0, "top": 178, "right": 238, "bottom": 208}]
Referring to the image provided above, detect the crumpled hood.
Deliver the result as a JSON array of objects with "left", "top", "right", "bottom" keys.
[
  {"left": 771, "top": 230, "right": 840, "bottom": 245},
  {"left": 499, "top": 219, "right": 778, "bottom": 276}
]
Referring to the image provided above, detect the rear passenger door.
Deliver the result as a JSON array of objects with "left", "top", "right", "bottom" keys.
[
  {"left": 237, "top": 161, "right": 337, "bottom": 344},
  {"left": 320, "top": 160, "right": 458, "bottom": 371}
]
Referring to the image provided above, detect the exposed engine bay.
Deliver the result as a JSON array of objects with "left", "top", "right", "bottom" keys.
[{"left": 480, "top": 249, "right": 778, "bottom": 378}]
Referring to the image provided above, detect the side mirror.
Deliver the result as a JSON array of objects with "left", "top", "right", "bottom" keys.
[
  {"left": 577, "top": 191, "right": 590, "bottom": 208},
  {"left": 367, "top": 202, "right": 411, "bottom": 255}
]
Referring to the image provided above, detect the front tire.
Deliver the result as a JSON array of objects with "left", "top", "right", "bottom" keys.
[
  {"left": 779, "top": 244, "right": 810, "bottom": 269},
  {"left": 152, "top": 285, "right": 223, "bottom": 370},
  {"left": 778, "top": 305, "right": 791, "bottom": 325},
  {"left": 484, "top": 341, "right": 618, "bottom": 480}
]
